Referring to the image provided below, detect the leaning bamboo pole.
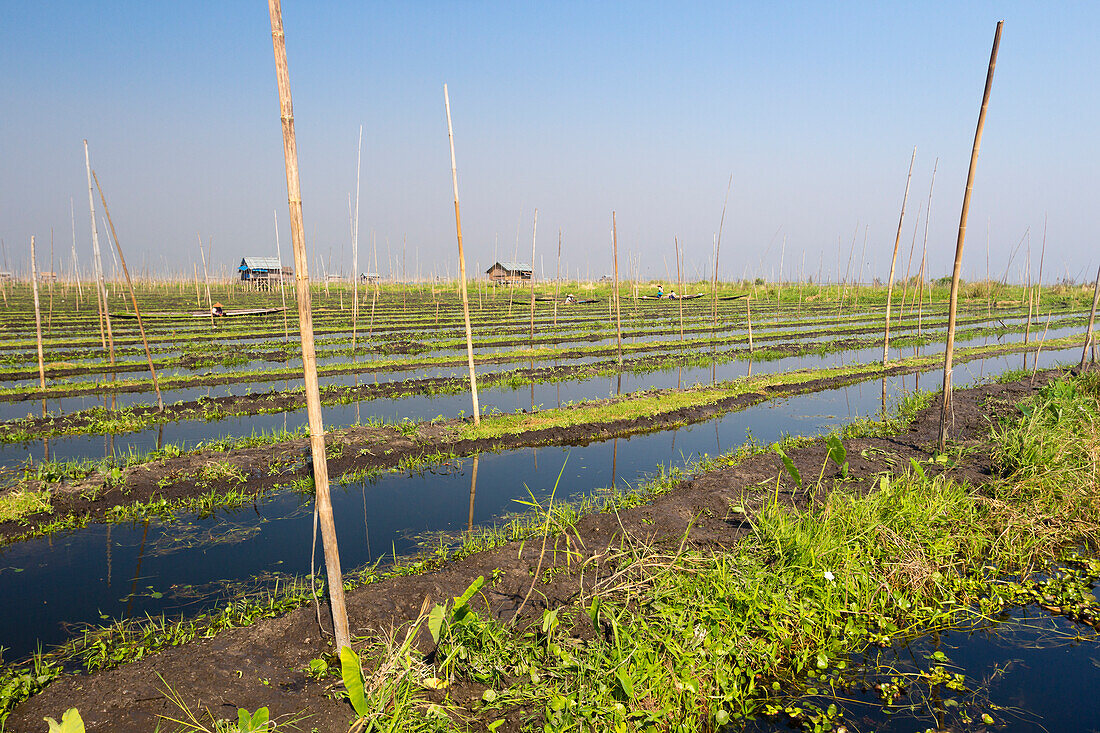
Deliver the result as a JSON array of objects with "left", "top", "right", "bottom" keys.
[
  {"left": 69, "top": 198, "right": 83, "bottom": 303},
  {"left": 612, "top": 212, "right": 623, "bottom": 366},
  {"left": 30, "top": 236, "right": 46, "bottom": 391},
  {"left": 939, "top": 20, "right": 1003, "bottom": 451},
  {"left": 528, "top": 208, "right": 538, "bottom": 348},
  {"left": 443, "top": 83, "right": 481, "bottom": 425},
  {"left": 882, "top": 146, "right": 916, "bottom": 364},
  {"left": 1081, "top": 264, "right": 1100, "bottom": 370},
  {"left": 267, "top": 0, "right": 350, "bottom": 651},
  {"left": 93, "top": 171, "right": 163, "bottom": 411},
  {"left": 1036, "top": 214, "right": 1047, "bottom": 315}
]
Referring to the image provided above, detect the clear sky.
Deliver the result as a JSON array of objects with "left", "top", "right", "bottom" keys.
[{"left": 2, "top": 2, "right": 1096, "bottom": 284}]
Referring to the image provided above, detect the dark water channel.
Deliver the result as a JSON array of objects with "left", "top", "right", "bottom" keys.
[
  {"left": 750, "top": 605, "right": 1100, "bottom": 732},
  {"left": 0, "top": 324, "right": 1078, "bottom": 468},
  {"left": 0, "top": 348, "right": 1078, "bottom": 662}
]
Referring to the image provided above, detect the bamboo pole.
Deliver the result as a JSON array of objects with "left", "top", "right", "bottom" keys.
[
  {"left": 712, "top": 175, "right": 732, "bottom": 338},
  {"left": 898, "top": 200, "right": 922, "bottom": 318},
  {"left": 612, "top": 212, "right": 623, "bottom": 366},
  {"left": 443, "top": 83, "right": 481, "bottom": 425},
  {"left": 529, "top": 208, "right": 538, "bottom": 348},
  {"left": 70, "top": 198, "right": 83, "bottom": 304},
  {"left": 1036, "top": 214, "right": 1047, "bottom": 314},
  {"left": 30, "top": 236, "right": 46, "bottom": 391},
  {"left": 274, "top": 212, "right": 290, "bottom": 342},
  {"left": 554, "top": 229, "right": 561, "bottom": 327},
  {"left": 93, "top": 171, "right": 163, "bottom": 411},
  {"left": 675, "top": 238, "right": 684, "bottom": 342},
  {"left": 84, "top": 140, "right": 111, "bottom": 354},
  {"left": 883, "top": 146, "right": 916, "bottom": 364},
  {"left": 198, "top": 235, "right": 215, "bottom": 329},
  {"left": 939, "top": 20, "right": 1003, "bottom": 451},
  {"left": 268, "top": 0, "right": 350, "bottom": 651},
  {"left": 351, "top": 125, "right": 362, "bottom": 355},
  {"left": 1081, "top": 264, "right": 1100, "bottom": 370}
]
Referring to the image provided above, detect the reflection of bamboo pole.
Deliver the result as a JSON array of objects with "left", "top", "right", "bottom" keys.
[
  {"left": 94, "top": 171, "right": 163, "bottom": 412},
  {"left": 883, "top": 147, "right": 916, "bottom": 365},
  {"left": 467, "top": 453, "right": 479, "bottom": 532},
  {"left": 268, "top": 0, "right": 350, "bottom": 651},
  {"left": 939, "top": 21, "right": 1003, "bottom": 451},
  {"left": 1081, "top": 264, "right": 1100, "bottom": 369},
  {"left": 443, "top": 84, "right": 481, "bottom": 425},
  {"left": 612, "top": 212, "right": 623, "bottom": 366},
  {"left": 529, "top": 209, "right": 538, "bottom": 347},
  {"left": 30, "top": 236, "right": 46, "bottom": 390}
]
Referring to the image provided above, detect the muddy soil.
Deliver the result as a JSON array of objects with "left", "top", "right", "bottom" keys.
[{"left": 7, "top": 370, "right": 1061, "bottom": 732}]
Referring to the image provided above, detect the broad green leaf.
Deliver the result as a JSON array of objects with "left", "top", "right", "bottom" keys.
[
  {"left": 614, "top": 666, "right": 635, "bottom": 700},
  {"left": 453, "top": 576, "right": 485, "bottom": 610},
  {"left": 427, "top": 603, "right": 447, "bottom": 643},
  {"left": 339, "top": 646, "right": 369, "bottom": 718},
  {"left": 909, "top": 457, "right": 927, "bottom": 481},
  {"left": 774, "top": 445, "right": 802, "bottom": 489}
]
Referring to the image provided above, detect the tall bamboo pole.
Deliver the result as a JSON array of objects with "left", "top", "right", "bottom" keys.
[
  {"left": 30, "top": 237, "right": 46, "bottom": 391},
  {"left": 529, "top": 209, "right": 538, "bottom": 348},
  {"left": 554, "top": 230, "right": 561, "bottom": 327},
  {"left": 84, "top": 140, "right": 111, "bottom": 354},
  {"left": 93, "top": 171, "right": 163, "bottom": 411},
  {"left": 1081, "top": 264, "right": 1100, "bottom": 369},
  {"left": 712, "top": 175, "right": 732, "bottom": 338},
  {"left": 675, "top": 238, "right": 684, "bottom": 342},
  {"left": 1036, "top": 214, "right": 1047, "bottom": 314},
  {"left": 883, "top": 147, "right": 916, "bottom": 364},
  {"left": 351, "top": 125, "right": 362, "bottom": 355},
  {"left": 939, "top": 21, "right": 1003, "bottom": 451},
  {"left": 69, "top": 198, "right": 83, "bottom": 303},
  {"left": 198, "top": 235, "right": 214, "bottom": 329},
  {"left": 274, "top": 212, "right": 289, "bottom": 342},
  {"left": 268, "top": 0, "right": 350, "bottom": 651},
  {"left": 443, "top": 83, "right": 481, "bottom": 425},
  {"left": 612, "top": 212, "right": 623, "bottom": 366}
]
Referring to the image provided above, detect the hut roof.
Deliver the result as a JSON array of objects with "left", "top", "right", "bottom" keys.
[
  {"left": 488, "top": 261, "right": 532, "bottom": 273},
  {"left": 240, "top": 256, "right": 282, "bottom": 270}
]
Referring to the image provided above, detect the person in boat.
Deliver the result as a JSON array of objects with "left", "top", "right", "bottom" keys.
[
  {"left": 211, "top": 302, "right": 226, "bottom": 317},
  {"left": 564, "top": 293, "right": 576, "bottom": 304},
  {"left": 668, "top": 291, "right": 679, "bottom": 300},
  {"left": 657, "top": 284, "right": 664, "bottom": 298}
]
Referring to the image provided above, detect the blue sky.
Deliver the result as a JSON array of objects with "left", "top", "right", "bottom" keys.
[{"left": 2, "top": 2, "right": 1096, "bottom": 283}]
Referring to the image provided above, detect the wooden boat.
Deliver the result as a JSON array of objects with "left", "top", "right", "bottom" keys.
[{"left": 111, "top": 307, "right": 287, "bottom": 320}]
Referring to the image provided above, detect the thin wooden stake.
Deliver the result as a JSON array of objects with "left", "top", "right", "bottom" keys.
[
  {"left": 443, "top": 83, "right": 481, "bottom": 425},
  {"left": 554, "top": 230, "right": 561, "bottom": 327},
  {"left": 675, "top": 238, "right": 684, "bottom": 342},
  {"left": 198, "top": 235, "right": 215, "bottom": 329},
  {"left": 939, "top": 20, "right": 1003, "bottom": 451},
  {"left": 93, "top": 170, "right": 163, "bottom": 411},
  {"left": 274, "top": 212, "right": 290, "bottom": 342},
  {"left": 351, "top": 125, "right": 362, "bottom": 356},
  {"left": 529, "top": 209, "right": 538, "bottom": 348},
  {"left": 84, "top": 140, "right": 111, "bottom": 355},
  {"left": 883, "top": 146, "right": 916, "bottom": 364},
  {"left": 30, "top": 236, "right": 46, "bottom": 391},
  {"left": 612, "top": 212, "right": 623, "bottom": 366},
  {"left": 1081, "top": 264, "right": 1100, "bottom": 369},
  {"left": 268, "top": 0, "right": 350, "bottom": 651}
]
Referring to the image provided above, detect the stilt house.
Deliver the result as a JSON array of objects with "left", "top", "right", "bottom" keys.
[
  {"left": 486, "top": 261, "right": 532, "bottom": 284},
  {"left": 239, "top": 257, "right": 291, "bottom": 288}
]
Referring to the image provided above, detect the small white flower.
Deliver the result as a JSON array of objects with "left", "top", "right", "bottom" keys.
[{"left": 823, "top": 571, "right": 835, "bottom": 582}]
